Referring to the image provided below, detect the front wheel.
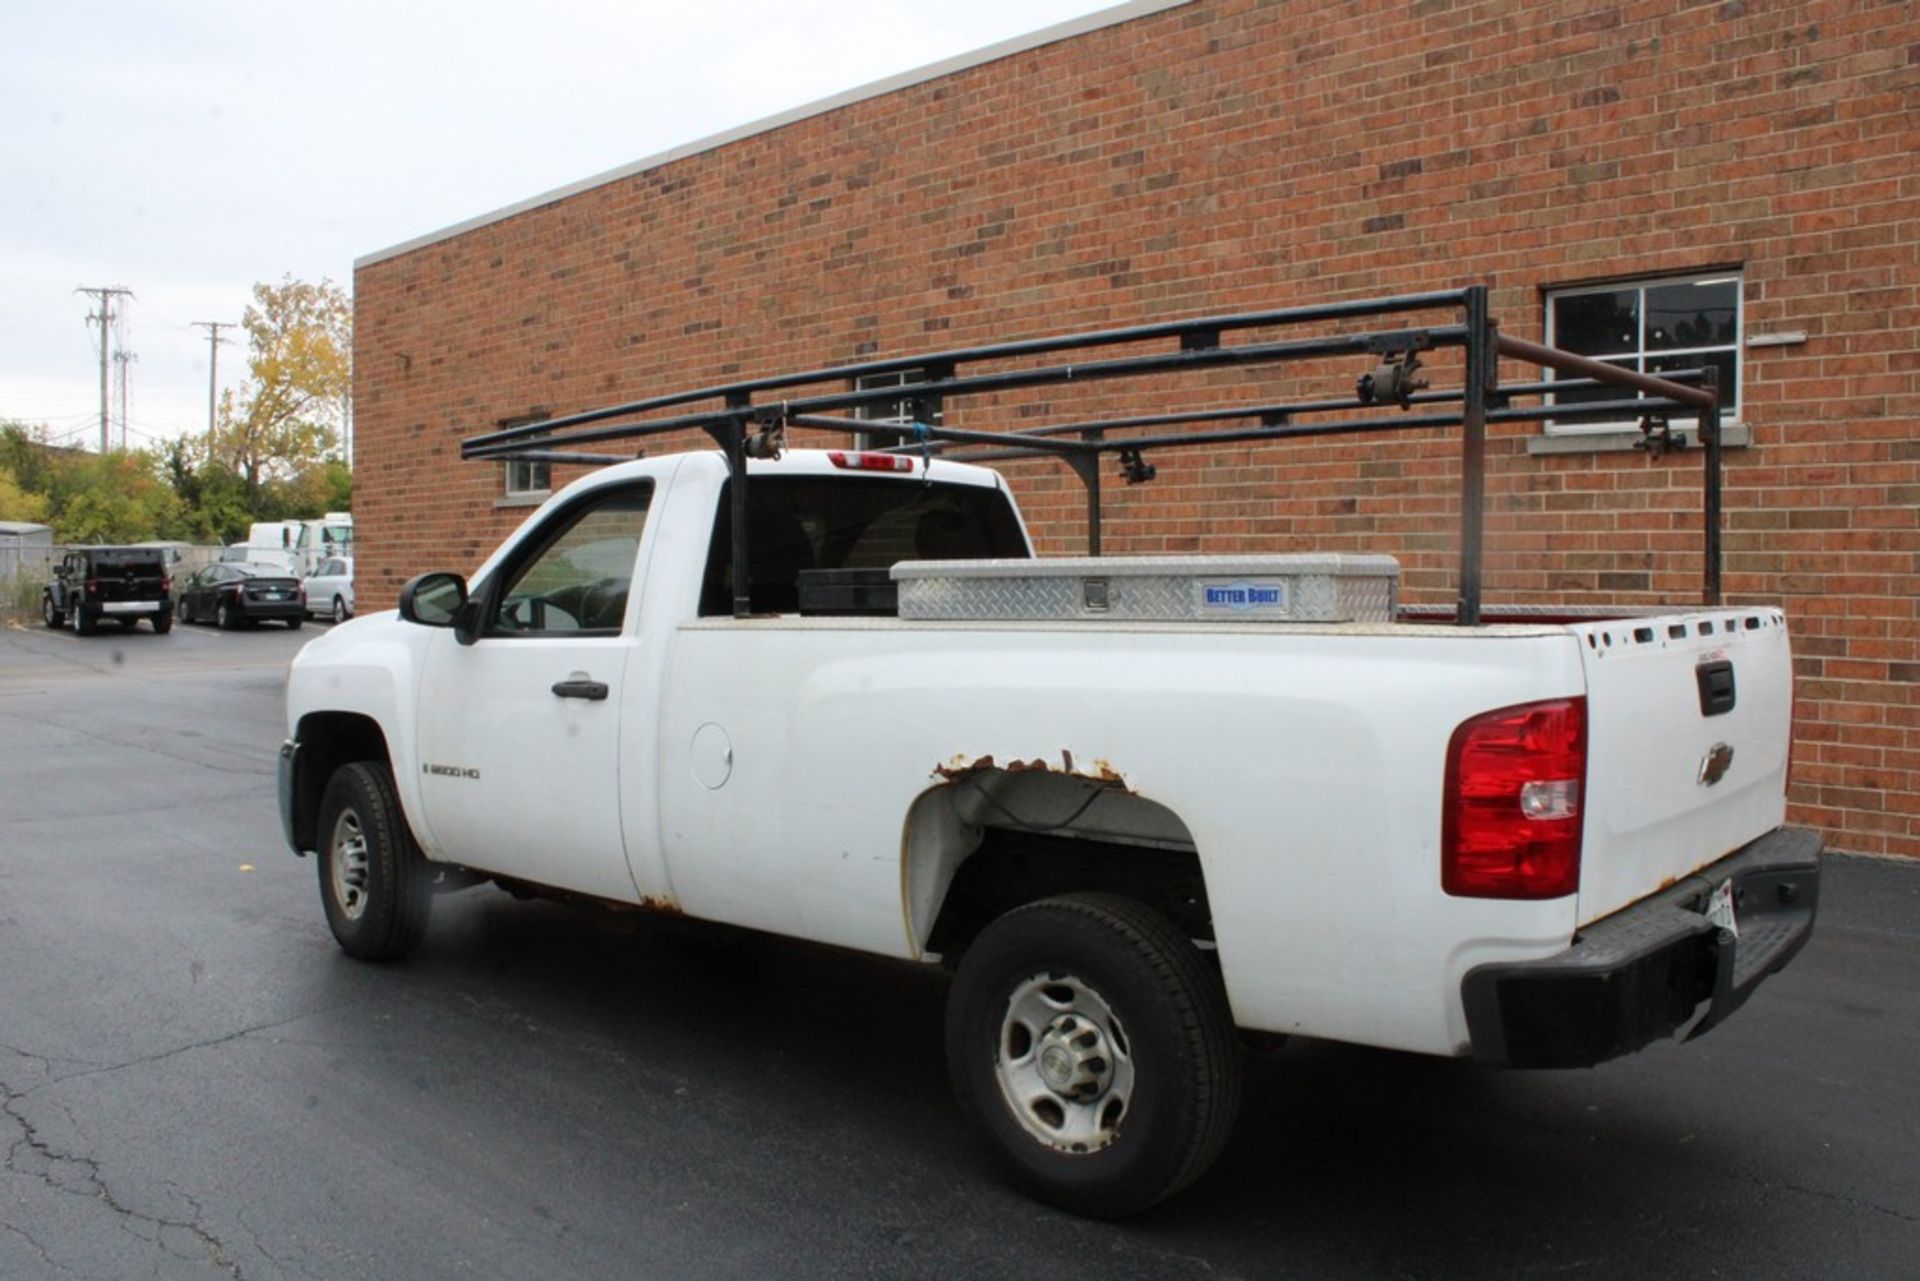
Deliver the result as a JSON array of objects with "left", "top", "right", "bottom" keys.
[
  {"left": 42, "top": 595, "right": 63, "bottom": 629},
  {"left": 316, "top": 761, "right": 432, "bottom": 960},
  {"left": 946, "top": 893, "right": 1242, "bottom": 1218}
]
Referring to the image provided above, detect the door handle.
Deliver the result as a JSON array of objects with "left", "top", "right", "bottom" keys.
[{"left": 551, "top": 678, "right": 609, "bottom": 701}]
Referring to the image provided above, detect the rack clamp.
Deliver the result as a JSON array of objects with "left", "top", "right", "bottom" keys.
[
  {"left": 1118, "top": 447, "right": 1157, "bottom": 486},
  {"left": 1356, "top": 330, "right": 1435, "bottom": 408},
  {"left": 1634, "top": 413, "right": 1689, "bottom": 458},
  {"left": 744, "top": 404, "right": 788, "bottom": 459}
]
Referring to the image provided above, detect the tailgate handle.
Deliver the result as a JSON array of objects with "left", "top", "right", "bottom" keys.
[{"left": 1697, "top": 660, "right": 1736, "bottom": 717}]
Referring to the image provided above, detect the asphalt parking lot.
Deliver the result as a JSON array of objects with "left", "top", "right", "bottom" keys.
[{"left": 1, "top": 615, "right": 1916, "bottom": 1279}]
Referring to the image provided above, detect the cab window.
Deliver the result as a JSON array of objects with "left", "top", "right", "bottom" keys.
[{"left": 487, "top": 483, "right": 654, "bottom": 636}]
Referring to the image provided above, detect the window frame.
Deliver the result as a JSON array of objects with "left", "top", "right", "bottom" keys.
[
  {"left": 851, "top": 368, "right": 943, "bottom": 451},
  {"left": 498, "top": 413, "right": 552, "bottom": 500},
  {"left": 1542, "top": 271, "right": 1744, "bottom": 436}
]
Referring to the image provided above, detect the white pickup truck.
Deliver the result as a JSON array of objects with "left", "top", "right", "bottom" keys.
[{"left": 279, "top": 445, "right": 1820, "bottom": 1216}]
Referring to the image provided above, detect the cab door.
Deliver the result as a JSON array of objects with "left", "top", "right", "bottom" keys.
[{"left": 414, "top": 481, "right": 655, "bottom": 903}]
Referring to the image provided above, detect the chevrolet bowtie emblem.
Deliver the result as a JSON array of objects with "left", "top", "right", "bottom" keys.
[{"left": 1698, "top": 743, "right": 1735, "bottom": 787}]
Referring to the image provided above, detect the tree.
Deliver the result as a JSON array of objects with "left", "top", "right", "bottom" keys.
[
  {"left": 208, "top": 276, "right": 351, "bottom": 506},
  {"left": 0, "top": 422, "right": 57, "bottom": 496},
  {"left": 0, "top": 465, "right": 49, "bottom": 524},
  {"left": 43, "top": 449, "right": 183, "bottom": 543}
]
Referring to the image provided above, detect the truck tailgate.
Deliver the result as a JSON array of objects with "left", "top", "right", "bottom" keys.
[{"left": 1574, "top": 608, "right": 1793, "bottom": 927}]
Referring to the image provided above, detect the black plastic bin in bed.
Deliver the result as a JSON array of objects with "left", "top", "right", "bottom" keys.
[{"left": 796, "top": 568, "right": 898, "bottom": 616}]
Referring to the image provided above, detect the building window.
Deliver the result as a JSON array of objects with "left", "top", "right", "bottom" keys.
[
  {"left": 852, "top": 369, "right": 942, "bottom": 450},
  {"left": 1544, "top": 273, "right": 1741, "bottom": 432},
  {"left": 500, "top": 415, "right": 551, "bottom": 498}
]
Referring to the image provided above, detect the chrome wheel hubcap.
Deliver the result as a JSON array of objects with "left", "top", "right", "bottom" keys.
[
  {"left": 996, "top": 973, "right": 1135, "bottom": 1154},
  {"left": 329, "top": 808, "right": 371, "bottom": 920}
]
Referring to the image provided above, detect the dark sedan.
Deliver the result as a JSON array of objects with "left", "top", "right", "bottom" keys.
[{"left": 177, "top": 562, "right": 306, "bottom": 629}]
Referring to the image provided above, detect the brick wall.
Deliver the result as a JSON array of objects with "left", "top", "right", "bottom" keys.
[{"left": 354, "top": 0, "right": 1920, "bottom": 856}]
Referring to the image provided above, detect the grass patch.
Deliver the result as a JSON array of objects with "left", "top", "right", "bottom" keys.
[{"left": 0, "top": 571, "right": 46, "bottom": 627}]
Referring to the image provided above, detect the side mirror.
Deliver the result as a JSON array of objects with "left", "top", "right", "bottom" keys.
[{"left": 398, "top": 572, "right": 467, "bottom": 628}]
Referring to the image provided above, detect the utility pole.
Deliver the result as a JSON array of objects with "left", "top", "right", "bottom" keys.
[
  {"left": 113, "top": 349, "right": 139, "bottom": 448},
  {"left": 192, "top": 320, "right": 235, "bottom": 437},
  {"left": 76, "top": 285, "right": 133, "bottom": 452}
]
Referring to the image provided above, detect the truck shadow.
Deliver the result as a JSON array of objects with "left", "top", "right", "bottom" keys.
[{"left": 312, "top": 885, "right": 1781, "bottom": 1279}]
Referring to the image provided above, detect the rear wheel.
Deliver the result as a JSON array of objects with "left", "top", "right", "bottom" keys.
[
  {"left": 216, "top": 600, "right": 236, "bottom": 630},
  {"left": 332, "top": 596, "right": 348, "bottom": 624},
  {"left": 287, "top": 616, "right": 304, "bottom": 630},
  {"left": 73, "top": 606, "right": 95, "bottom": 636},
  {"left": 946, "top": 893, "right": 1242, "bottom": 1218},
  {"left": 316, "top": 761, "right": 432, "bottom": 961},
  {"left": 152, "top": 610, "right": 172, "bottom": 635}
]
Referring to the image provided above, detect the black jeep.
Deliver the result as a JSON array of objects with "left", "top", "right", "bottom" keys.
[{"left": 42, "top": 546, "right": 174, "bottom": 635}]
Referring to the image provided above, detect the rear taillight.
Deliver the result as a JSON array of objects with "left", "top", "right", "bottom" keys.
[
  {"left": 1442, "top": 697, "right": 1586, "bottom": 899},
  {"left": 827, "top": 450, "right": 915, "bottom": 473},
  {"left": 85, "top": 578, "right": 99, "bottom": 593},
  {"left": 161, "top": 575, "right": 172, "bottom": 594}
]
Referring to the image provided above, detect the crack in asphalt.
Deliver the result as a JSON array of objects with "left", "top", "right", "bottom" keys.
[
  {"left": 0, "top": 705, "right": 274, "bottom": 779},
  {"left": 1779, "top": 1178, "right": 1919, "bottom": 1225},
  {"left": 27, "top": 1008, "right": 341, "bottom": 1095},
  {"left": 3, "top": 1080, "right": 244, "bottom": 1278},
  {"left": 0, "top": 1218, "right": 77, "bottom": 1280},
  {"left": 236, "top": 1206, "right": 325, "bottom": 1281},
  {"left": 0, "top": 1013, "right": 341, "bottom": 1281}
]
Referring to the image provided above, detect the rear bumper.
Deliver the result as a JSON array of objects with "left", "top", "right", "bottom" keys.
[
  {"left": 1463, "top": 827, "right": 1822, "bottom": 1068},
  {"left": 242, "top": 598, "right": 305, "bottom": 621}
]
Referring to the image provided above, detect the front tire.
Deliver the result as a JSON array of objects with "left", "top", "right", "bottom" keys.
[
  {"left": 316, "top": 761, "right": 432, "bottom": 961},
  {"left": 946, "top": 893, "right": 1242, "bottom": 1218},
  {"left": 42, "top": 595, "right": 63, "bottom": 629}
]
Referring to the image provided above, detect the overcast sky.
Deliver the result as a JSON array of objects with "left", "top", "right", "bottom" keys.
[{"left": 1, "top": 0, "right": 1126, "bottom": 454}]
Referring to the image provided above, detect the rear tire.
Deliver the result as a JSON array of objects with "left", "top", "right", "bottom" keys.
[
  {"left": 216, "top": 600, "right": 236, "bottom": 630},
  {"left": 73, "top": 606, "right": 95, "bottom": 636},
  {"left": 332, "top": 596, "right": 348, "bottom": 624},
  {"left": 287, "top": 616, "right": 304, "bottom": 630},
  {"left": 946, "top": 893, "right": 1242, "bottom": 1218},
  {"left": 152, "top": 610, "right": 173, "bottom": 635},
  {"left": 316, "top": 761, "right": 432, "bottom": 961}
]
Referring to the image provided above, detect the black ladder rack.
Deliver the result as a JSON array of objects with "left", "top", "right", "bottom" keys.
[{"left": 461, "top": 285, "right": 1724, "bottom": 623}]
